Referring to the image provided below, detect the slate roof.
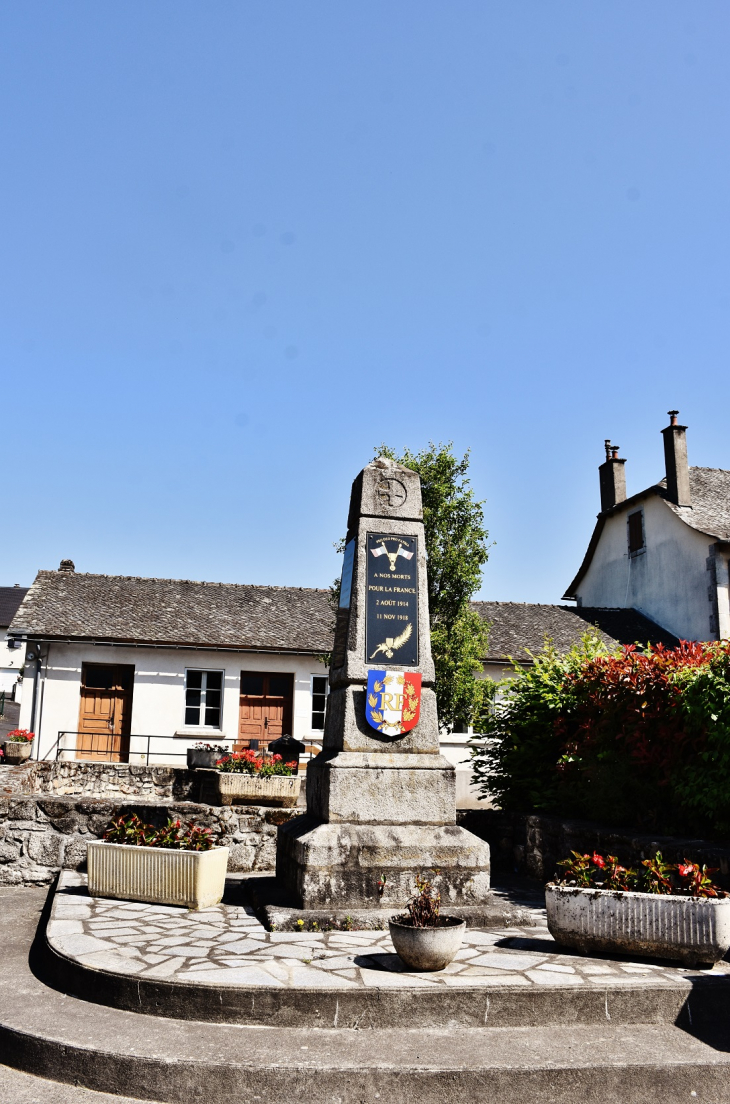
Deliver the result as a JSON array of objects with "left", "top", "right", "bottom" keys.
[
  {"left": 472, "top": 601, "right": 679, "bottom": 663},
  {"left": 564, "top": 467, "right": 730, "bottom": 599},
  {"left": 8, "top": 571, "right": 334, "bottom": 654},
  {"left": 0, "top": 587, "right": 29, "bottom": 629},
  {"left": 662, "top": 468, "right": 730, "bottom": 540}
]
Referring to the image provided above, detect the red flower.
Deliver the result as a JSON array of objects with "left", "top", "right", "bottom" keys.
[{"left": 592, "top": 852, "right": 606, "bottom": 868}]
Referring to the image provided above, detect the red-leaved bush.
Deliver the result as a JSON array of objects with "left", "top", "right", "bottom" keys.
[{"left": 471, "top": 633, "right": 730, "bottom": 836}]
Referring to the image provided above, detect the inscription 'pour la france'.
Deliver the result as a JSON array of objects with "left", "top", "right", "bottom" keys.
[{"left": 365, "top": 533, "right": 419, "bottom": 665}]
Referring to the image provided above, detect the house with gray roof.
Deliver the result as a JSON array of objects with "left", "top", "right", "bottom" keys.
[
  {"left": 7, "top": 557, "right": 682, "bottom": 807},
  {"left": 0, "top": 585, "right": 29, "bottom": 697},
  {"left": 9, "top": 561, "right": 333, "bottom": 767},
  {"left": 563, "top": 411, "right": 730, "bottom": 642}
]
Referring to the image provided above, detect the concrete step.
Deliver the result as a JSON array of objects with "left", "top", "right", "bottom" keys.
[
  {"left": 0, "top": 1064, "right": 155, "bottom": 1104},
  {"left": 43, "top": 872, "right": 730, "bottom": 1030},
  {"left": 3, "top": 887, "right": 730, "bottom": 1103}
]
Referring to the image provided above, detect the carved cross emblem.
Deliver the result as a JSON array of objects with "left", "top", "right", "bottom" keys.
[{"left": 376, "top": 478, "right": 407, "bottom": 507}]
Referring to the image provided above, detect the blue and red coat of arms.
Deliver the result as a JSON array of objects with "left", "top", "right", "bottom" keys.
[{"left": 365, "top": 669, "right": 422, "bottom": 736}]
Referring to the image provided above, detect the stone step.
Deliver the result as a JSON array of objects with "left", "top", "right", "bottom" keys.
[
  {"left": 42, "top": 872, "right": 730, "bottom": 1030},
  {"left": 3, "top": 887, "right": 730, "bottom": 1103},
  {"left": 0, "top": 1064, "right": 155, "bottom": 1104}
]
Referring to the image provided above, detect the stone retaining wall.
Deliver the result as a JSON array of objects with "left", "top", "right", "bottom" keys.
[
  {"left": 458, "top": 809, "right": 730, "bottom": 887},
  {"left": 0, "top": 795, "right": 299, "bottom": 886},
  {"left": 0, "top": 762, "right": 194, "bottom": 801}
]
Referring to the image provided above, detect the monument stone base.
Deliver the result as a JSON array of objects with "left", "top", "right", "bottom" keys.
[{"left": 276, "top": 814, "right": 491, "bottom": 910}]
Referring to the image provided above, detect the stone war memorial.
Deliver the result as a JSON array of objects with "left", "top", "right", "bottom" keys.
[{"left": 276, "top": 456, "right": 491, "bottom": 918}]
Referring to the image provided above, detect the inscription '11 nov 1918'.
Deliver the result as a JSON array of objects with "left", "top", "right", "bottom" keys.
[{"left": 365, "top": 533, "right": 419, "bottom": 666}]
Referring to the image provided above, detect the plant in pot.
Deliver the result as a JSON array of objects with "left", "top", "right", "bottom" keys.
[
  {"left": 208, "top": 749, "right": 301, "bottom": 807},
  {"left": 86, "top": 812, "right": 229, "bottom": 910},
  {"left": 547, "top": 849, "right": 730, "bottom": 967},
  {"left": 2, "top": 729, "right": 34, "bottom": 764},
  {"left": 389, "top": 874, "right": 466, "bottom": 971},
  {"left": 187, "top": 741, "right": 230, "bottom": 770}
]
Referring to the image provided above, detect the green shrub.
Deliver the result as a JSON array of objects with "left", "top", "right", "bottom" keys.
[{"left": 470, "top": 634, "right": 730, "bottom": 837}]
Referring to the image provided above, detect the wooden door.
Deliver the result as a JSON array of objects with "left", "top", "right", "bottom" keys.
[
  {"left": 77, "top": 664, "right": 134, "bottom": 761},
  {"left": 237, "top": 672, "right": 293, "bottom": 752}
]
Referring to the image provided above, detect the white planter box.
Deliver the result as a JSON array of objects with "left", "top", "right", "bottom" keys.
[
  {"left": 87, "top": 842, "right": 229, "bottom": 910},
  {"left": 216, "top": 773, "right": 301, "bottom": 807},
  {"left": 546, "top": 884, "right": 730, "bottom": 967}
]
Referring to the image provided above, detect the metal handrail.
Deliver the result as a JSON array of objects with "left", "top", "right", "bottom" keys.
[{"left": 50, "top": 731, "right": 324, "bottom": 767}]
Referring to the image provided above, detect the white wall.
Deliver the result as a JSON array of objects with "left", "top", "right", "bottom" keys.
[
  {"left": 0, "top": 630, "right": 25, "bottom": 696},
  {"left": 23, "top": 643, "right": 328, "bottom": 763},
  {"left": 577, "top": 496, "right": 715, "bottom": 641}
]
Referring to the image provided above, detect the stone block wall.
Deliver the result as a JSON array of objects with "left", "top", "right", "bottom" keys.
[
  {"left": 459, "top": 809, "right": 730, "bottom": 888},
  {"left": 0, "top": 795, "right": 299, "bottom": 886},
  {"left": 0, "top": 761, "right": 194, "bottom": 801}
]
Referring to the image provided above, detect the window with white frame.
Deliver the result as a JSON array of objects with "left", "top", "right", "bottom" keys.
[
  {"left": 185, "top": 670, "right": 223, "bottom": 728},
  {"left": 311, "top": 675, "right": 328, "bottom": 730}
]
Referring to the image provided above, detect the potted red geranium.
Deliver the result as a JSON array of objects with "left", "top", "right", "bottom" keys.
[
  {"left": 210, "top": 749, "right": 300, "bottom": 807},
  {"left": 3, "top": 729, "right": 34, "bottom": 764},
  {"left": 547, "top": 849, "right": 730, "bottom": 968},
  {"left": 87, "top": 812, "right": 229, "bottom": 910}
]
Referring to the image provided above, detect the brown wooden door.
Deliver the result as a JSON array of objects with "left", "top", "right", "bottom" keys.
[
  {"left": 237, "top": 672, "right": 293, "bottom": 752},
  {"left": 77, "top": 664, "right": 134, "bottom": 761}
]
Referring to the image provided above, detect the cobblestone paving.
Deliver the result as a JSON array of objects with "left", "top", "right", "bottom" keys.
[{"left": 48, "top": 872, "right": 730, "bottom": 991}]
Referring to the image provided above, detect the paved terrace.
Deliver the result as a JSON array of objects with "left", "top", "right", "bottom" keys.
[{"left": 49, "top": 871, "right": 730, "bottom": 994}]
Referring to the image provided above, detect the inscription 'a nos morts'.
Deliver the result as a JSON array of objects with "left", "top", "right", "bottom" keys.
[{"left": 365, "top": 533, "right": 419, "bottom": 666}]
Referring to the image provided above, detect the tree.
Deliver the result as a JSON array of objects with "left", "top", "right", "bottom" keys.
[{"left": 374, "top": 443, "right": 490, "bottom": 730}]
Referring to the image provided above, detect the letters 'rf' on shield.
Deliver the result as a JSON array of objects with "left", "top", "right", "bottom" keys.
[{"left": 365, "top": 669, "right": 422, "bottom": 737}]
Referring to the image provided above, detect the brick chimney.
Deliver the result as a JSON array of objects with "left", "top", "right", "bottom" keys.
[
  {"left": 661, "top": 410, "right": 691, "bottom": 507},
  {"left": 599, "top": 440, "right": 627, "bottom": 512},
  {"left": 58, "top": 559, "right": 75, "bottom": 573}
]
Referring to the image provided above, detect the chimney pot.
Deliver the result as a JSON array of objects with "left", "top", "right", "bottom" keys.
[
  {"left": 599, "top": 440, "right": 627, "bottom": 512},
  {"left": 661, "top": 411, "right": 691, "bottom": 506},
  {"left": 58, "top": 559, "right": 75, "bottom": 573}
]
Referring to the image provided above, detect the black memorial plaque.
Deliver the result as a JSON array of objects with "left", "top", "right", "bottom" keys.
[{"left": 365, "top": 533, "right": 419, "bottom": 666}]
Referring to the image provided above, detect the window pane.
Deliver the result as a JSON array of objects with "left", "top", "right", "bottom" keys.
[
  {"left": 185, "top": 705, "right": 200, "bottom": 725},
  {"left": 312, "top": 694, "right": 326, "bottom": 712},
  {"left": 205, "top": 689, "right": 221, "bottom": 709},
  {"left": 268, "top": 675, "right": 291, "bottom": 697},
  {"left": 241, "top": 674, "right": 264, "bottom": 696},
  {"left": 186, "top": 689, "right": 201, "bottom": 709},
  {"left": 84, "top": 666, "right": 115, "bottom": 690},
  {"left": 312, "top": 711, "right": 325, "bottom": 731},
  {"left": 312, "top": 676, "right": 327, "bottom": 694},
  {"left": 628, "top": 512, "right": 644, "bottom": 552},
  {"left": 206, "top": 672, "right": 222, "bottom": 691},
  {"left": 187, "top": 671, "right": 202, "bottom": 689},
  {"left": 204, "top": 706, "right": 221, "bottom": 727}
]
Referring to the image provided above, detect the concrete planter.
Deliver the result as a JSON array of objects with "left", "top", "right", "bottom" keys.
[
  {"left": 87, "top": 841, "right": 229, "bottom": 910},
  {"left": 546, "top": 884, "right": 730, "bottom": 967},
  {"left": 215, "top": 773, "right": 301, "bottom": 808},
  {"left": 187, "top": 748, "right": 220, "bottom": 770},
  {"left": 389, "top": 917, "right": 466, "bottom": 971},
  {"left": 3, "top": 740, "right": 33, "bottom": 764}
]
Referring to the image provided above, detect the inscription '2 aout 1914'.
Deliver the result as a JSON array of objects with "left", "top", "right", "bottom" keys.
[{"left": 365, "top": 533, "right": 419, "bottom": 665}]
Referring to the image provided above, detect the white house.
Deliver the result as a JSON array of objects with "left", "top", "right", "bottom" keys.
[
  {"left": 563, "top": 411, "right": 730, "bottom": 642},
  {"left": 0, "top": 586, "right": 28, "bottom": 698},
  {"left": 10, "top": 561, "right": 332, "bottom": 767},
  {"left": 7, "top": 560, "right": 679, "bottom": 808}
]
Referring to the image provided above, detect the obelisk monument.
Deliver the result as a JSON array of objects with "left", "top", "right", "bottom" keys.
[{"left": 277, "top": 457, "right": 491, "bottom": 910}]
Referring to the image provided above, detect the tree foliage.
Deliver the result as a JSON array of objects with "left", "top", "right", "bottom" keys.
[
  {"left": 375, "top": 442, "right": 490, "bottom": 730},
  {"left": 471, "top": 634, "right": 730, "bottom": 837}
]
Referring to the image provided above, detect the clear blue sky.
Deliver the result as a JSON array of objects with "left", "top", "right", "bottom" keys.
[{"left": 3, "top": 3, "right": 729, "bottom": 602}]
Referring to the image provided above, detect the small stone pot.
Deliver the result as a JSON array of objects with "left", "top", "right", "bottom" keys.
[
  {"left": 389, "top": 916, "right": 466, "bottom": 971},
  {"left": 187, "top": 748, "right": 221, "bottom": 770},
  {"left": 3, "top": 740, "right": 32, "bottom": 764}
]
